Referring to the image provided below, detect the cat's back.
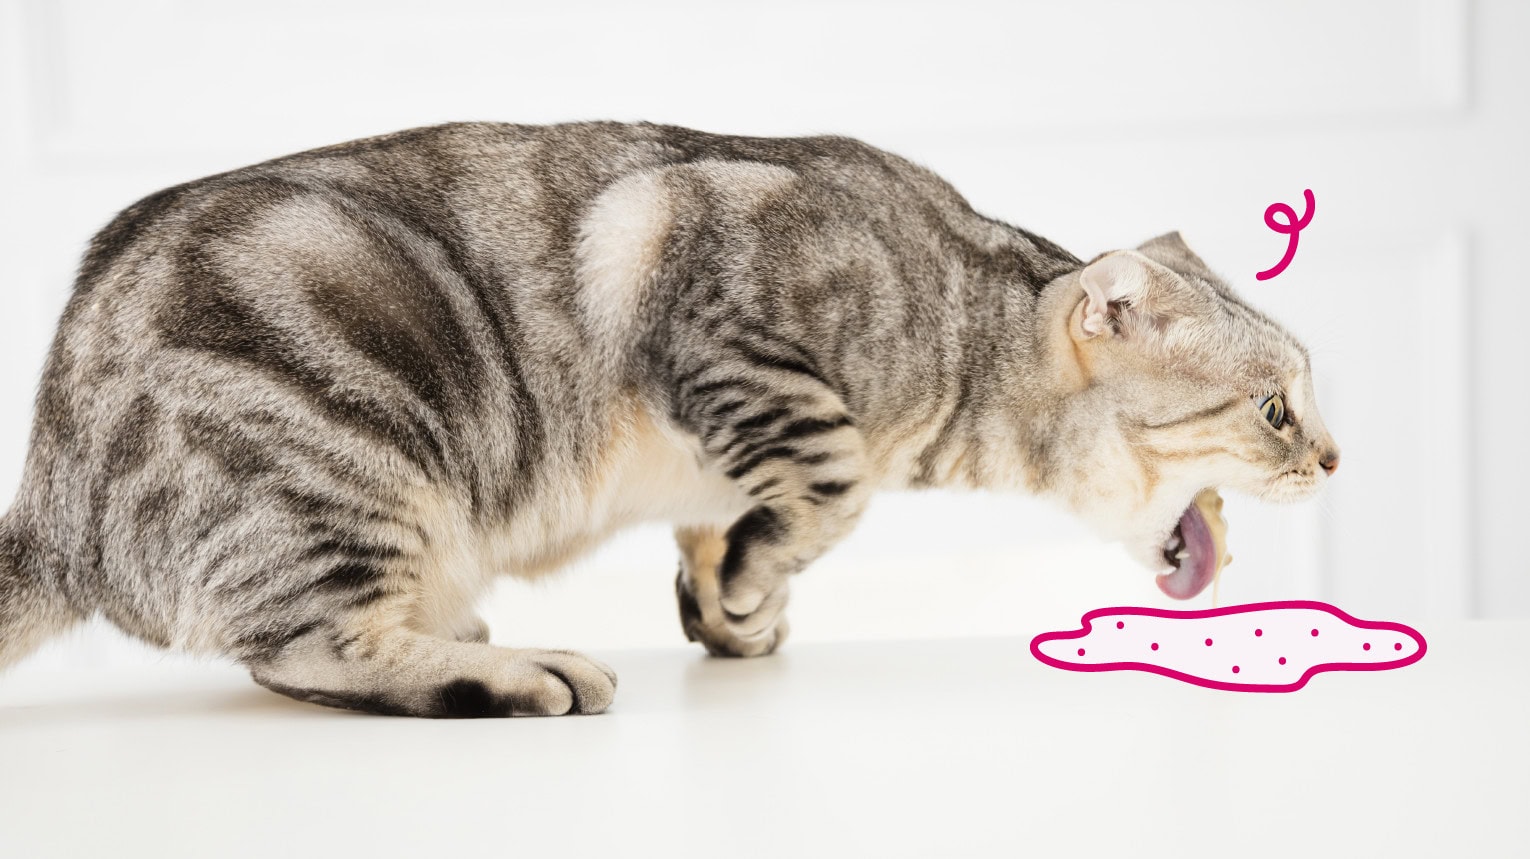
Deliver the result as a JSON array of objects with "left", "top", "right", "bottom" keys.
[
  {"left": 50, "top": 121, "right": 946, "bottom": 408},
  {"left": 67, "top": 120, "right": 919, "bottom": 314}
]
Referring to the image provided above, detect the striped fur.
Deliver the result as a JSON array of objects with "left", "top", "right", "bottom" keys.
[{"left": 0, "top": 122, "right": 1335, "bottom": 716}]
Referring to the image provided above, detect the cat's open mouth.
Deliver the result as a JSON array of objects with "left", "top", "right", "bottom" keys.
[{"left": 1155, "top": 490, "right": 1229, "bottom": 600}]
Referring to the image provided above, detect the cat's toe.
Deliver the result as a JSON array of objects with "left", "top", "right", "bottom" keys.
[
  {"left": 722, "top": 587, "right": 786, "bottom": 636},
  {"left": 546, "top": 648, "right": 618, "bottom": 688},
  {"left": 693, "top": 613, "right": 789, "bottom": 658},
  {"left": 516, "top": 649, "right": 618, "bottom": 715}
]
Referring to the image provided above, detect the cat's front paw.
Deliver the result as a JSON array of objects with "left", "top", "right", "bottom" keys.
[{"left": 675, "top": 567, "right": 789, "bottom": 658}]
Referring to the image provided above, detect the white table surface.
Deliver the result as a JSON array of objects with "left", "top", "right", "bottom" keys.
[{"left": 2, "top": 625, "right": 1527, "bottom": 858}]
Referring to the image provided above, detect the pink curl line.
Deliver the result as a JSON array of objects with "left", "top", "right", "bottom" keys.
[{"left": 1255, "top": 188, "right": 1315, "bottom": 281}]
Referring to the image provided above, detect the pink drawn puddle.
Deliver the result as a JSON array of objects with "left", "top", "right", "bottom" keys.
[{"left": 1030, "top": 600, "right": 1426, "bottom": 693}]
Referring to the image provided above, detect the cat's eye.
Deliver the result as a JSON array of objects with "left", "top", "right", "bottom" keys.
[{"left": 1259, "top": 393, "right": 1287, "bottom": 428}]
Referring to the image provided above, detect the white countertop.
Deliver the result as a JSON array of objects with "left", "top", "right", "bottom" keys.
[{"left": 3, "top": 624, "right": 1527, "bottom": 858}]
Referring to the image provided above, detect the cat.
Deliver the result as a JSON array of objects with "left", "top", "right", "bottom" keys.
[{"left": 0, "top": 122, "right": 1339, "bottom": 717}]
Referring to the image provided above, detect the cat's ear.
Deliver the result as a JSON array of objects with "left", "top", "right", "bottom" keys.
[
  {"left": 1075, "top": 251, "right": 1166, "bottom": 339},
  {"left": 1137, "top": 231, "right": 1212, "bottom": 274}
]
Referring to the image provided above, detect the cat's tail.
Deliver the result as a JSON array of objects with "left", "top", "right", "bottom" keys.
[{"left": 0, "top": 515, "right": 76, "bottom": 670}]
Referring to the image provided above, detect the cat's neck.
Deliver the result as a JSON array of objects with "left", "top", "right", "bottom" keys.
[{"left": 929, "top": 228, "right": 1089, "bottom": 494}]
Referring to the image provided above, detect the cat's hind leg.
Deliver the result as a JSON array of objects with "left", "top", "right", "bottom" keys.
[
  {"left": 248, "top": 625, "right": 616, "bottom": 717},
  {"left": 226, "top": 505, "right": 615, "bottom": 717}
]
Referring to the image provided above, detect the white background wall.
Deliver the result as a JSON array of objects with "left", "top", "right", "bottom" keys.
[{"left": 1, "top": 0, "right": 1526, "bottom": 667}]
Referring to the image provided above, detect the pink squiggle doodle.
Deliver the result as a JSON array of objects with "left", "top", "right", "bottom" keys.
[
  {"left": 1255, "top": 189, "right": 1315, "bottom": 281},
  {"left": 1030, "top": 600, "right": 1426, "bottom": 693}
]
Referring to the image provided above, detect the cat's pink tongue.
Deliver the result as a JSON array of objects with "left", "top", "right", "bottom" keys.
[{"left": 1156, "top": 503, "right": 1217, "bottom": 600}]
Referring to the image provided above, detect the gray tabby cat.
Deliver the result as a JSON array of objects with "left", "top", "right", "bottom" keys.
[{"left": 0, "top": 122, "right": 1338, "bottom": 717}]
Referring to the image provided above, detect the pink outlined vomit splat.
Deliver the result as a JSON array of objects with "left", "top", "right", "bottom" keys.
[{"left": 1030, "top": 600, "right": 1426, "bottom": 693}]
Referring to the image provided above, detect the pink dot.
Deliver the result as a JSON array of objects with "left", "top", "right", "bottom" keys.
[
  {"left": 1117, "top": 621, "right": 1125, "bottom": 629},
  {"left": 1205, "top": 638, "right": 1214, "bottom": 646},
  {"left": 1150, "top": 642, "right": 1159, "bottom": 651},
  {"left": 1394, "top": 643, "right": 1403, "bottom": 651},
  {"left": 1077, "top": 648, "right": 1086, "bottom": 657},
  {"left": 1363, "top": 642, "right": 1371, "bottom": 651},
  {"left": 1311, "top": 629, "right": 1320, "bottom": 637},
  {"left": 1255, "top": 629, "right": 1263, "bottom": 637},
  {"left": 1232, "top": 666, "right": 1240, "bottom": 674},
  {"left": 1278, "top": 657, "right": 1287, "bottom": 665}
]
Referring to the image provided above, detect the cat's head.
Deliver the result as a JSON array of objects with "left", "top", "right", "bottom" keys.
[{"left": 1045, "top": 232, "right": 1338, "bottom": 599}]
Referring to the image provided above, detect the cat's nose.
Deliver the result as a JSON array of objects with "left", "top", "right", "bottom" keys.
[{"left": 1319, "top": 449, "right": 1340, "bottom": 475}]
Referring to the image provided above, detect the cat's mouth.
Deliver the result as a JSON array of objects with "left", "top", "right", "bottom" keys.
[{"left": 1154, "top": 490, "right": 1228, "bottom": 600}]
